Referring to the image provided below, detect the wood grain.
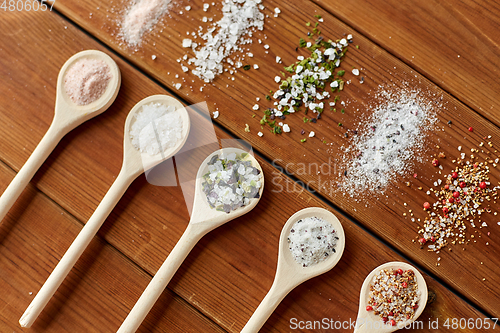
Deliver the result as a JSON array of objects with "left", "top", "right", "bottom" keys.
[
  {"left": 0, "top": 163, "right": 223, "bottom": 333},
  {"left": 46, "top": 0, "right": 500, "bottom": 319},
  {"left": 0, "top": 7, "right": 498, "bottom": 333},
  {"left": 311, "top": 0, "right": 500, "bottom": 126}
]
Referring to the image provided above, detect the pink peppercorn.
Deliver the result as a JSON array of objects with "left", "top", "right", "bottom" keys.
[
  {"left": 390, "top": 319, "right": 396, "bottom": 326},
  {"left": 443, "top": 207, "right": 449, "bottom": 214},
  {"left": 460, "top": 181, "right": 466, "bottom": 188},
  {"left": 397, "top": 269, "right": 403, "bottom": 275},
  {"left": 423, "top": 202, "right": 431, "bottom": 210},
  {"left": 480, "top": 181, "right": 487, "bottom": 189},
  {"left": 448, "top": 198, "right": 454, "bottom": 203},
  {"left": 468, "top": 127, "right": 473, "bottom": 132},
  {"left": 402, "top": 282, "right": 408, "bottom": 288},
  {"left": 366, "top": 305, "right": 373, "bottom": 311},
  {"left": 444, "top": 184, "right": 449, "bottom": 190},
  {"left": 453, "top": 191, "right": 460, "bottom": 198},
  {"left": 432, "top": 159, "right": 439, "bottom": 167},
  {"left": 452, "top": 172, "right": 458, "bottom": 179}
]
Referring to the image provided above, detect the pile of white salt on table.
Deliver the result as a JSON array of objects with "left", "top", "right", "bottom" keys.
[
  {"left": 129, "top": 103, "right": 183, "bottom": 156},
  {"left": 120, "top": 0, "right": 172, "bottom": 47},
  {"left": 338, "top": 86, "right": 438, "bottom": 198}
]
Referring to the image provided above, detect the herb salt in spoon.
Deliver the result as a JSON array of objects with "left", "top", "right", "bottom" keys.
[
  {"left": 354, "top": 262, "right": 428, "bottom": 332},
  {"left": 19, "top": 95, "right": 190, "bottom": 328},
  {"left": 117, "top": 147, "right": 264, "bottom": 333},
  {"left": 0, "top": 50, "right": 121, "bottom": 224},
  {"left": 241, "top": 207, "right": 345, "bottom": 333}
]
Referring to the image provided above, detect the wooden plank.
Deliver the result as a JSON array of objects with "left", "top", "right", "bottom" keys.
[
  {"left": 310, "top": 0, "right": 500, "bottom": 126},
  {"left": 0, "top": 7, "right": 497, "bottom": 333},
  {"left": 46, "top": 0, "right": 500, "bottom": 318},
  {"left": 0, "top": 163, "right": 224, "bottom": 332}
]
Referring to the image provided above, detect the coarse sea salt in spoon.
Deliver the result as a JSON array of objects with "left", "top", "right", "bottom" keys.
[
  {"left": 354, "top": 261, "right": 428, "bottom": 332},
  {"left": 117, "top": 147, "right": 264, "bottom": 333},
  {"left": 241, "top": 207, "right": 345, "bottom": 333},
  {"left": 19, "top": 95, "right": 190, "bottom": 328},
  {"left": 0, "top": 50, "right": 121, "bottom": 224}
]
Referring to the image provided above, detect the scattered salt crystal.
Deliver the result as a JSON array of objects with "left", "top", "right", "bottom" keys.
[
  {"left": 182, "top": 39, "right": 192, "bottom": 48},
  {"left": 185, "top": 5, "right": 191, "bottom": 11},
  {"left": 203, "top": 3, "right": 209, "bottom": 11},
  {"left": 264, "top": 44, "right": 270, "bottom": 49},
  {"left": 248, "top": 52, "right": 254, "bottom": 57},
  {"left": 274, "top": 76, "right": 281, "bottom": 83},
  {"left": 309, "top": 131, "right": 315, "bottom": 138},
  {"left": 283, "top": 124, "right": 290, "bottom": 132},
  {"left": 253, "top": 64, "right": 259, "bottom": 69},
  {"left": 64, "top": 58, "right": 112, "bottom": 106},
  {"left": 213, "top": 111, "right": 219, "bottom": 119},
  {"left": 257, "top": 131, "right": 263, "bottom": 137},
  {"left": 175, "top": 83, "right": 182, "bottom": 89},
  {"left": 352, "top": 68, "right": 360, "bottom": 76},
  {"left": 252, "top": 104, "right": 259, "bottom": 110},
  {"left": 274, "top": 7, "right": 281, "bottom": 14},
  {"left": 276, "top": 56, "right": 281, "bottom": 63},
  {"left": 151, "top": 55, "right": 157, "bottom": 60}
]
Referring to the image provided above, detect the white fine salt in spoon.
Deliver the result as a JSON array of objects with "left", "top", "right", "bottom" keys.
[
  {"left": 354, "top": 262, "right": 428, "bottom": 333},
  {"left": 0, "top": 50, "right": 121, "bottom": 224},
  {"left": 19, "top": 95, "right": 190, "bottom": 328},
  {"left": 117, "top": 147, "right": 264, "bottom": 333},
  {"left": 241, "top": 207, "right": 345, "bottom": 333}
]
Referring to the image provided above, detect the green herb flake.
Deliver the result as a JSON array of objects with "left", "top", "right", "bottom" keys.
[
  {"left": 306, "top": 22, "right": 311, "bottom": 27},
  {"left": 252, "top": 114, "right": 256, "bottom": 118},
  {"left": 303, "top": 117, "right": 309, "bottom": 123},
  {"left": 338, "top": 122, "right": 343, "bottom": 126},
  {"left": 323, "top": 140, "right": 327, "bottom": 144},
  {"left": 265, "top": 95, "right": 271, "bottom": 101},
  {"left": 243, "top": 64, "right": 251, "bottom": 70},
  {"left": 334, "top": 95, "right": 340, "bottom": 103},
  {"left": 341, "top": 108, "right": 345, "bottom": 114},
  {"left": 299, "top": 38, "right": 307, "bottom": 48},
  {"left": 315, "top": 22, "right": 319, "bottom": 27},
  {"left": 314, "top": 14, "right": 322, "bottom": 19},
  {"left": 356, "top": 45, "right": 360, "bottom": 49},
  {"left": 301, "top": 138, "right": 307, "bottom": 143},
  {"left": 264, "top": 109, "right": 272, "bottom": 116},
  {"left": 260, "top": 115, "right": 268, "bottom": 125},
  {"left": 337, "top": 70, "right": 346, "bottom": 77}
]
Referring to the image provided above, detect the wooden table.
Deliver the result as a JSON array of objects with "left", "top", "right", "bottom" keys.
[{"left": 0, "top": 0, "right": 499, "bottom": 332}]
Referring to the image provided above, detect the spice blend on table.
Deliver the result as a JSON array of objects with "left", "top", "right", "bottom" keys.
[
  {"left": 367, "top": 268, "right": 420, "bottom": 326},
  {"left": 64, "top": 58, "right": 112, "bottom": 106},
  {"left": 201, "top": 152, "right": 262, "bottom": 213},
  {"left": 287, "top": 216, "right": 338, "bottom": 267},
  {"left": 129, "top": 103, "right": 183, "bottom": 156},
  {"left": 417, "top": 145, "right": 500, "bottom": 252}
]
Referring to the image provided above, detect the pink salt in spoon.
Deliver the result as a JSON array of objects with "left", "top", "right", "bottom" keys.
[{"left": 0, "top": 50, "right": 121, "bottom": 224}]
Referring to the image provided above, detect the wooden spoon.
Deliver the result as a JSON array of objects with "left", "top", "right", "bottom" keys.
[
  {"left": 0, "top": 50, "right": 121, "bottom": 224},
  {"left": 354, "top": 261, "right": 428, "bottom": 332},
  {"left": 19, "top": 94, "right": 190, "bottom": 328},
  {"left": 117, "top": 147, "right": 264, "bottom": 333},
  {"left": 241, "top": 207, "right": 346, "bottom": 333}
]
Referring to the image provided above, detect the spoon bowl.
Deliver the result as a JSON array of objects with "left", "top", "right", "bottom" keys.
[
  {"left": 20, "top": 94, "right": 190, "bottom": 328},
  {"left": 354, "top": 261, "right": 428, "bottom": 333},
  {"left": 117, "top": 147, "right": 264, "bottom": 333},
  {"left": 241, "top": 207, "right": 345, "bottom": 333},
  {"left": 0, "top": 50, "right": 120, "bottom": 224}
]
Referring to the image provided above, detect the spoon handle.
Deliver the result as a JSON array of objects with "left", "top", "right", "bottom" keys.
[
  {"left": 0, "top": 123, "right": 64, "bottom": 223},
  {"left": 117, "top": 224, "right": 204, "bottom": 333},
  {"left": 19, "top": 168, "right": 135, "bottom": 328},
  {"left": 241, "top": 280, "right": 292, "bottom": 333}
]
